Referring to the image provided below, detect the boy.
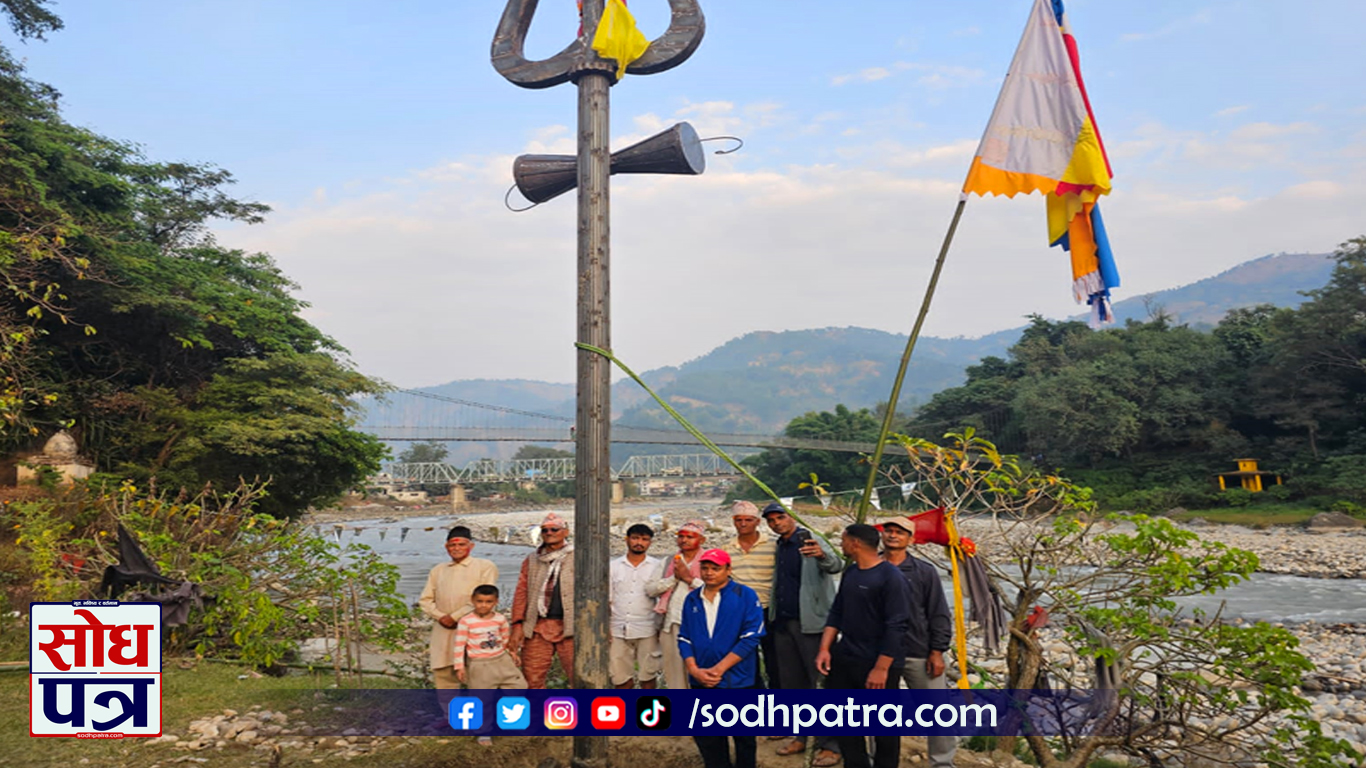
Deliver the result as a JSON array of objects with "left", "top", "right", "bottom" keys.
[{"left": 453, "top": 584, "right": 526, "bottom": 745}]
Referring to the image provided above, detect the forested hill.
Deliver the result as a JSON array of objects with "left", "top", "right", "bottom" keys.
[
  {"left": 384, "top": 250, "right": 1334, "bottom": 450},
  {"left": 1099, "top": 251, "right": 1334, "bottom": 327}
]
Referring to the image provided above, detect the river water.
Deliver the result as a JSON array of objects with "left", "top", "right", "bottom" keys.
[{"left": 320, "top": 515, "right": 1366, "bottom": 625}]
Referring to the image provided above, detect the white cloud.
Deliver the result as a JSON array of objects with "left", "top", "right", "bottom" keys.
[
  {"left": 1120, "top": 8, "right": 1213, "bottom": 42},
  {"left": 831, "top": 67, "right": 894, "bottom": 86},
  {"left": 830, "top": 62, "right": 984, "bottom": 89},
  {"left": 217, "top": 104, "right": 1366, "bottom": 388},
  {"left": 1228, "top": 121, "right": 1315, "bottom": 141},
  {"left": 1215, "top": 105, "right": 1250, "bottom": 117}
]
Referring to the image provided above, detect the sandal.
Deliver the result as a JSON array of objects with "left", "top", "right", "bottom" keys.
[
  {"left": 812, "top": 750, "right": 841, "bottom": 767},
  {"left": 775, "top": 740, "right": 806, "bottom": 756}
]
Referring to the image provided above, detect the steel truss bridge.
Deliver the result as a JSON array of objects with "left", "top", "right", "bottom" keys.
[
  {"left": 360, "top": 389, "right": 879, "bottom": 454},
  {"left": 384, "top": 453, "right": 741, "bottom": 485}
]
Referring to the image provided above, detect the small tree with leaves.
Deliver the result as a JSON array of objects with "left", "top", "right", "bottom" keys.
[
  {"left": 886, "top": 429, "right": 1360, "bottom": 768},
  {"left": 397, "top": 441, "right": 449, "bottom": 464}
]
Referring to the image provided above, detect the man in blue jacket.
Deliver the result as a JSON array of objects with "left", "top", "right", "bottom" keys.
[{"left": 679, "top": 548, "right": 766, "bottom": 768}]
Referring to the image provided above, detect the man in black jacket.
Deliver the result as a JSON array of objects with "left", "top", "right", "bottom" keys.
[
  {"left": 880, "top": 515, "right": 955, "bottom": 768},
  {"left": 814, "top": 524, "right": 911, "bottom": 768}
]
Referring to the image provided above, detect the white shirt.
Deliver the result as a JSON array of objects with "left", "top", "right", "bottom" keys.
[
  {"left": 609, "top": 554, "right": 663, "bottom": 639},
  {"left": 701, "top": 587, "right": 722, "bottom": 636}
]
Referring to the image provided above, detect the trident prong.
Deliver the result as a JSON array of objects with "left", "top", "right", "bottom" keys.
[{"left": 491, "top": 0, "right": 705, "bottom": 89}]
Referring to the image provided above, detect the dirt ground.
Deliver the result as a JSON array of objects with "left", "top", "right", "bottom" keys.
[{"left": 532, "top": 735, "right": 1025, "bottom": 767}]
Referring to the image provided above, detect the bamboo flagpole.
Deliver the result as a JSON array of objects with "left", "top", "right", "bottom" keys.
[
  {"left": 855, "top": 0, "right": 1120, "bottom": 521},
  {"left": 854, "top": 197, "right": 967, "bottom": 522}
]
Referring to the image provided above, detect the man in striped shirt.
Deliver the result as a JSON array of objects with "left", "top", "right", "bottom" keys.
[{"left": 723, "top": 501, "right": 777, "bottom": 688}]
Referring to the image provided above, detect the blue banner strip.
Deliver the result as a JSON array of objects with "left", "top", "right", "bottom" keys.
[{"left": 275, "top": 689, "right": 1122, "bottom": 738}]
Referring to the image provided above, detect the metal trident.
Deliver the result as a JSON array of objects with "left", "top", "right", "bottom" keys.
[
  {"left": 491, "top": 5, "right": 704, "bottom": 767},
  {"left": 492, "top": 0, "right": 704, "bottom": 87}
]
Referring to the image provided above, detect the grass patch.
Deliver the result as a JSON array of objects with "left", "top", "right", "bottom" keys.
[
  {"left": 0, "top": 661, "right": 555, "bottom": 768},
  {"left": 1165, "top": 506, "right": 1322, "bottom": 527}
]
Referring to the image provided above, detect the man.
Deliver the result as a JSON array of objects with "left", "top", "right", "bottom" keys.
[
  {"left": 418, "top": 525, "right": 499, "bottom": 690},
  {"left": 510, "top": 512, "right": 575, "bottom": 688},
  {"left": 678, "top": 548, "right": 766, "bottom": 768},
  {"left": 723, "top": 501, "right": 777, "bottom": 687},
  {"left": 815, "top": 524, "right": 912, "bottom": 768},
  {"left": 881, "top": 515, "right": 956, "bottom": 767},
  {"left": 647, "top": 519, "right": 707, "bottom": 689},
  {"left": 609, "top": 523, "right": 664, "bottom": 689},
  {"left": 762, "top": 502, "right": 844, "bottom": 766}
]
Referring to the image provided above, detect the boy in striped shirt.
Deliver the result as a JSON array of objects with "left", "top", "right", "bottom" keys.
[{"left": 454, "top": 584, "right": 526, "bottom": 745}]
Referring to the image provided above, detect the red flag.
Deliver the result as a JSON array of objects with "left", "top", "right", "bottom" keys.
[{"left": 911, "top": 507, "right": 951, "bottom": 546}]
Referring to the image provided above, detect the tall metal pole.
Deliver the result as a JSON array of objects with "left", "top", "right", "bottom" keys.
[
  {"left": 572, "top": 4, "right": 612, "bottom": 766},
  {"left": 491, "top": 4, "right": 705, "bottom": 764}
]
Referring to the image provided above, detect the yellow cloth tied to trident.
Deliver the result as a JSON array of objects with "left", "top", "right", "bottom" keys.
[{"left": 591, "top": 0, "right": 650, "bottom": 80}]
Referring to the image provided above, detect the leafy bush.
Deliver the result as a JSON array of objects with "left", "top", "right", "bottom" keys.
[
  {"left": 1222, "top": 487, "right": 1255, "bottom": 507},
  {"left": 4, "top": 482, "right": 414, "bottom": 669},
  {"left": 1263, "top": 483, "right": 1295, "bottom": 502},
  {"left": 1331, "top": 500, "right": 1366, "bottom": 519}
]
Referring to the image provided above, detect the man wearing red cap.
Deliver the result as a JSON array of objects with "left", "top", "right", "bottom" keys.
[
  {"left": 678, "top": 548, "right": 766, "bottom": 768},
  {"left": 510, "top": 512, "right": 575, "bottom": 688}
]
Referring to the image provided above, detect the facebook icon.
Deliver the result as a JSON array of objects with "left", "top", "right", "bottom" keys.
[{"left": 448, "top": 697, "right": 484, "bottom": 731}]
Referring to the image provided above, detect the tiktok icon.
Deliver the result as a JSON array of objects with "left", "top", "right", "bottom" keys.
[{"left": 635, "top": 696, "right": 671, "bottom": 731}]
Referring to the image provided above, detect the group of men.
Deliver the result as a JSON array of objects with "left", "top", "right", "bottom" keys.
[{"left": 419, "top": 502, "right": 955, "bottom": 768}]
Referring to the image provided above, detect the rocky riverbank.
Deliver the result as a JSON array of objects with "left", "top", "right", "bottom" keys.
[{"left": 377, "top": 501, "right": 1366, "bottom": 581}]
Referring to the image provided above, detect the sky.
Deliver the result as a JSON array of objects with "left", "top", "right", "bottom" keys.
[{"left": 11, "top": 0, "right": 1366, "bottom": 387}]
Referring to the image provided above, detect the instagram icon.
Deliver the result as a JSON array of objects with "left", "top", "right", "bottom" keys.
[{"left": 544, "top": 698, "right": 578, "bottom": 730}]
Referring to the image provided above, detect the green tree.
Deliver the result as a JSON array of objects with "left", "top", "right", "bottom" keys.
[
  {"left": 512, "top": 444, "right": 573, "bottom": 460},
  {"left": 0, "top": 26, "right": 385, "bottom": 516},
  {"left": 0, "top": 0, "right": 60, "bottom": 42},
  {"left": 889, "top": 432, "right": 1359, "bottom": 768},
  {"left": 397, "top": 441, "right": 449, "bottom": 464},
  {"left": 739, "top": 404, "right": 885, "bottom": 499},
  {"left": 1245, "top": 238, "right": 1366, "bottom": 459}
]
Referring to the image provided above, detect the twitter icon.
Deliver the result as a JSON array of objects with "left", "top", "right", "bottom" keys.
[{"left": 496, "top": 696, "right": 531, "bottom": 729}]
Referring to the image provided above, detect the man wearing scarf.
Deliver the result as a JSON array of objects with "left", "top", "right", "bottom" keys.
[
  {"left": 510, "top": 512, "right": 576, "bottom": 688},
  {"left": 647, "top": 519, "right": 707, "bottom": 689}
]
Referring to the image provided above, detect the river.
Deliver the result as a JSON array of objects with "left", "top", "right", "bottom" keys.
[{"left": 319, "top": 515, "right": 1366, "bottom": 624}]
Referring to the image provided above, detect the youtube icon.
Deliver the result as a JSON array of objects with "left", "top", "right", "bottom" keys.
[{"left": 590, "top": 697, "right": 626, "bottom": 730}]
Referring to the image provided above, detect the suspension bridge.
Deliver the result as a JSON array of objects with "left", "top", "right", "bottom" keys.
[
  {"left": 384, "top": 453, "right": 741, "bottom": 485},
  {"left": 359, "top": 388, "right": 881, "bottom": 454}
]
